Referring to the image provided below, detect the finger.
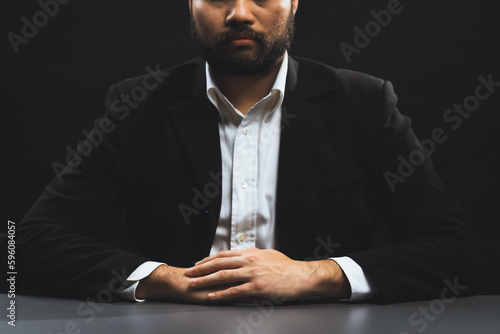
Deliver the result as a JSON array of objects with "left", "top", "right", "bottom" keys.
[
  {"left": 189, "top": 268, "right": 248, "bottom": 288},
  {"left": 208, "top": 282, "right": 254, "bottom": 301},
  {"left": 195, "top": 249, "right": 245, "bottom": 266},
  {"left": 186, "top": 257, "right": 243, "bottom": 277}
]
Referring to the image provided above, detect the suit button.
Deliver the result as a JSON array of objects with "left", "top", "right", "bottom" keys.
[{"left": 239, "top": 234, "right": 247, "bottom": 242}]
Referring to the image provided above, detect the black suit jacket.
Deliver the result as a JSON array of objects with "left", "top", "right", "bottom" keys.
[{"left": 18, "top": 56, "right": 482, "bottom": 303}]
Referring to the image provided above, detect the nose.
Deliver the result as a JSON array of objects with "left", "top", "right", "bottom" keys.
[{"left": 226, "top": 0, "right": 255, "bottom": 26}]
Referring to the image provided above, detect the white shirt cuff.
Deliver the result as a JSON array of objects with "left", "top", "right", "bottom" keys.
[
  {"left": 330, "top": 256, "right": 378, "bottom": 302},
  {"left": 117, "top": 261, "right": 166, "bottom": 302}
]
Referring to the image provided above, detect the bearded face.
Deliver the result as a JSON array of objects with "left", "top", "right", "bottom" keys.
[{"left": 190, "top": 5, "right": 295, "bottom": 76}]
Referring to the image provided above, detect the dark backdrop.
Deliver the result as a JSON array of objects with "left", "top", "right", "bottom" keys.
[{"left": 1, "top": 0, "right": 499, "bottom": 294}]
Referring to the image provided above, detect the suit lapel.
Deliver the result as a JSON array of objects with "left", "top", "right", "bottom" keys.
[
  {"left": 163, "top": 60, "right": 222, "bottom": 255},
  {"left": 276, "top": 57, "right": 339, "bottom": 237}
]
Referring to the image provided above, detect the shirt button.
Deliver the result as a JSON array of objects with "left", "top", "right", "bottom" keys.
[
  {"left": 240, "top": 181, "right": 248, "bottom": 189},
  {"left": 239, "top": 234, "right": 247, "bottom": 242},
  {"left": 242, "top": 128, "right": 249, "bottom": 135}
]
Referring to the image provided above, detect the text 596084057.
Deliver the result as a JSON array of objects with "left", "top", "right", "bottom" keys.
[{"left": 7, "top": 220, "right": 17, "bottom": 327}]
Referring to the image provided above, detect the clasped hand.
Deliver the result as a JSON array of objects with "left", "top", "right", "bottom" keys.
[{"left": 184, "top": 247, "right": 349, "bottom": 302}]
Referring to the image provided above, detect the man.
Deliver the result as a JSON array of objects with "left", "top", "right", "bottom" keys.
[{"left": 18, "top": 0, "right": 482, "bottom": 304}]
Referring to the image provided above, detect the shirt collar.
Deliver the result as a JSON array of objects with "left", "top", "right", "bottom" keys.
[{"left": 205, "top": 51, "right": 289, "bottom": 122}]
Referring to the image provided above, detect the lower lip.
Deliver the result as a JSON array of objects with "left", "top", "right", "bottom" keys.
[{"left": 229, "top": 39, "right": 256, "bottom": 46}]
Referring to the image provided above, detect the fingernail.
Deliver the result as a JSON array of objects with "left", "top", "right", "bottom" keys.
[{"left": 208, "top": 293, "right": 216, "bottom": 299}]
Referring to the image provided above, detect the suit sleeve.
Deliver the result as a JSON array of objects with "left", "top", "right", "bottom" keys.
[
  {"left": 349, "top": 81, "right": 483, "bottom": 303},
  {"left": 17, "top": 85, "right": 152, "bottom": 300}
]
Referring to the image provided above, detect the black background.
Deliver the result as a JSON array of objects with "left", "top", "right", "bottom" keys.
[{"left": 1, "top": 0, "right": 499, "bottom": 294}]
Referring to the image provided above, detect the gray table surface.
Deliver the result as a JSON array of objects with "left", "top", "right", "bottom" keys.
[{"left": 1, "top": 294, "right": 499, "bottom": 334}]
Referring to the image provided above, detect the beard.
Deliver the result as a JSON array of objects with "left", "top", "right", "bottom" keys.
[{"left": 190, "top": 8, "right": 295, "bottom": 76}]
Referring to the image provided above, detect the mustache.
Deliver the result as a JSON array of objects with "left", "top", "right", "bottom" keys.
[{"left": 212, "top": 26, "right": 267, "bottom": 46}]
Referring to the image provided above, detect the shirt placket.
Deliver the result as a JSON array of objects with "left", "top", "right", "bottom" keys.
[{"left": 230, "top": 114, "right": 258, "bottom": 250}]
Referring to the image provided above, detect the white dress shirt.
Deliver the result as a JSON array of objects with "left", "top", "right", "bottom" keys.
[{"left": 119, "top": 52, "right": 376, "bottom": 301}]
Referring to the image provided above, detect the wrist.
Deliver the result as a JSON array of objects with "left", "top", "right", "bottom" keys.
[
  {"left": 305, "top": 259, "right": 351, "bottom": 300},
  {"left": 136, "top": 264, "right": 182, "bottom": 300}
]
